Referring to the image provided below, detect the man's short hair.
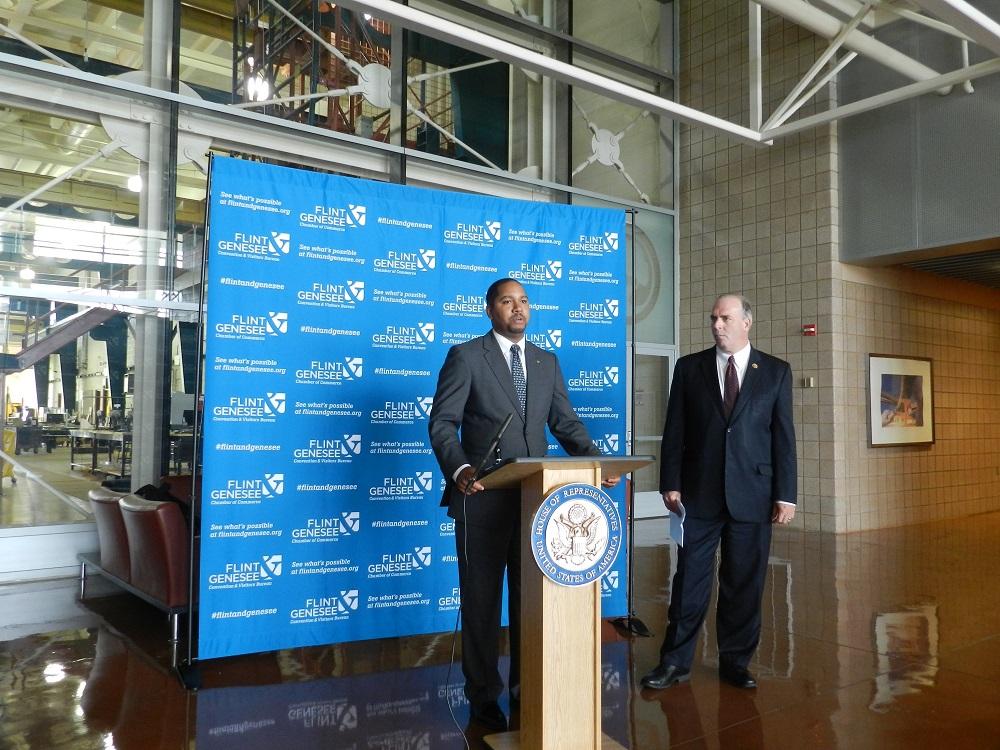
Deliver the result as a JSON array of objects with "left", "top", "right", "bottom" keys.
[
  {"left": 486, "top": 277, "right": 517, "bottom": 308},
  {"left": 718, "top": 293, "right": 752, "bottom": 322}
]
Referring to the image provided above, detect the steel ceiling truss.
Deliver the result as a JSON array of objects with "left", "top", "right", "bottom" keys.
[
  {"left": 332, "top": 0, "right": 1000, "bottom": 148},
  {"left": 751, "top": 0, "right": 1000, "bottom": 142},
  {"left": 0, "top": 0, "right": 998, "bottom": 158}
]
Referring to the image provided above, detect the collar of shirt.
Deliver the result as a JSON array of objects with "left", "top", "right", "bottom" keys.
[
  {"left": 715, "top": 342, "right": 751, "bottom": 394},
  {"left": 493, "top": 330, "right": 527, "bottom": 383}
]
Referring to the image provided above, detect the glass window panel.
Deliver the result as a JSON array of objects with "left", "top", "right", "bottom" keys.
[
  {"left": 572, "top": 0, "right": 674, "bottom": 73},
  {"left": 0, "top": 1, "right": 146, "bottom": 74},
  {"left": 223, "top": 3, "right": 401, "bottom": 146},
  {"left": 632, "top": 210, "right": 675, "bottom": 346},
  {"left": 572, "top": 91, "right": 674, "bottom": 209},
  {"left": 572, "top": 197, "right": 675, "bottom": 347},
  {"left": 0, "top": 300, "right": 198, "bottom": 529},
  {"left": 407, "top": 33, "right": 514, "bottom": 170},
  {"left": 633, "top": 353, "right": 670, "bottom": 493}
]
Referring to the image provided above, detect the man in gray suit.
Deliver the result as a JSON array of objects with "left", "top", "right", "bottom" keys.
[
  {"left": 429, "top": 277, "right": 618, "bottom": 731},
  {"left": 641, "top": 294, "right": 796, "bottom": 691}
]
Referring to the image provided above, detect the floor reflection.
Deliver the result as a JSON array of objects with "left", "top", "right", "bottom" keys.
[{"left": 3, "top": 511, "right": 1000, "bottom": 748}]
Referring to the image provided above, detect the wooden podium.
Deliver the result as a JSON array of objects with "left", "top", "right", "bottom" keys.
[{"left": 479, "top": 455, "right": 653, "bottom": 750}]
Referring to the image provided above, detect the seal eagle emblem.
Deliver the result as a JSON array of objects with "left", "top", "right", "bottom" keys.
[{"left": 530, "top": 482, "right": 623, "bottom": 587}]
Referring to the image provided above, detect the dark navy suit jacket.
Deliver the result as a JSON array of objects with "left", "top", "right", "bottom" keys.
[{"left": 659, "top": 346, "right": 797, "bottom": 521}]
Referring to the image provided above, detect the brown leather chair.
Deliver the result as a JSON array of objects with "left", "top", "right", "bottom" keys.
[
  {"left": 118, "top": 495, "right": 190, "bottom": 625},
  {"left": 87, "top": 487, "right": 130, "bottom": 582}
]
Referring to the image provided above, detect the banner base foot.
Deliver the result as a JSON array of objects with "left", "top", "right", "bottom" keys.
[
  {"left": 175, "top": 661, "right": 202, "bottom": 692},
  {"left": 610, "top": 615, "right": 653, "bottom": 638}
]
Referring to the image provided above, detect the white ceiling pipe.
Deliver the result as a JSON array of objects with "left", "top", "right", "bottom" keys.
[
  {"left": 753, "top": 0, "right": 944, "bottom": 85},
  {"left": 812, "top": 0, "right": 878, "bottom": 29},
  {"left": 908, "top": 0, "right": 1000, "bottom": 57},
  {"left": 333, "top": 0, "right": 762, "bottom": 145}
]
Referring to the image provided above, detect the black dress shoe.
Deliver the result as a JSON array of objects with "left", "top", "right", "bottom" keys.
[
  {"left": 470, "top": 701, "right": 508, "bottom": 731},
  {"left": 719, "top": 663, "right": 757, "bottom": 689},
  {"left": 640, "top": 663, "right": 691, "bottom": 689}
]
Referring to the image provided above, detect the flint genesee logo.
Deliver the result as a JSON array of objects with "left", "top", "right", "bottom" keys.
[
  {"left": 567, "top": 367, "right": 619, "bottom": 391},
  {"left": 368, "top": 546, "right": 432, "bottom": 577},
  {"left": 369, "top": 471, "right": 434, "bottom": 499},
  {"left": 371, "top": 322, "right": 434, "bottom": 350},
  {"left": 508, "top": 260, "right": 562, "bottom": 286},
  {"left": 290, "top": 589, "right": 359, "bottom": 622},
  {"left": 295, "top": 356, "right": 363, "bottom": 385},
  {"left": 442, "top": 293, "right": 485, "bottom": 318},
  {"left": 295, "top": 280, "right": 364, "bottom": 309},
  {"left": 209, "top": 473, "right": 284, "bottom": 504},
  {"left": 438, "top": 586, "right": 461, "bottom": 611},
  {"left": 369, "top": 396, "right": 433, "bottom": 425},
  {"left": 568, "top": 230, "right": 619, "bottom": 255},
  {"left": 298, "top": 203, "right": 366, "bottom": 230},
  {"left": 214, "top": 311, "right": 288, "bottom": 341},
  {"left": 373, "top": 248, "right": 435, "bottom": 276},
  {"left": 595, "top": 434, "right": 620, "bottom": 454},
  {"left": 601, "top": 570, "right": 620, "bottom": 595},
  {"left": 443, "top": 219, "right": 501, "bottom": 247},
  {"left": 568, "top": 299, "right": 619, "bottom": 324},
  {"left": 531, "top": 483, "right": 622, "bottom": 587},
  {"left": 216, "top": 230, "right": 290, "bottom": 261},
  {"left": 287, "top": 699, "right": 358, "bottom": 731},
  {"left": 292, "top": 512, "right": 360, "bottom": 542},
  {"left": 527, "top": 329, "right": 562, "bottom": 351},
  {"left": 292, "top": 434, "right": 362, "bottom": 464},
  {"left": 207, "top": 554, "right": 283, "bottom": 588},
  {"left": 568, "top": 366, "right": 619, "bottom": 392},
  {"left": 212, "top": 392, "right": 285, "bottom": 423}
]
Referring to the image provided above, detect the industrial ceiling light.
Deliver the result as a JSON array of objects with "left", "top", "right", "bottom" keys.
[
  {"left": 19, "top": 268, "right": 35, "bottom": 281},
  {"left": 127, "top": 174, "right": 142, "bottom": 192}
]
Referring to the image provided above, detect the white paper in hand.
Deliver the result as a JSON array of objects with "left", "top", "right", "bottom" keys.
[{"left": 669, "top": 501, "right": 686, "bottom": 547}]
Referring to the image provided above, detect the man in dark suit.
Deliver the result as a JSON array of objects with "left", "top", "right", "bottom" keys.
[
  {"left": 429, "top": 277, "right": 618, "bottom": 731},
  {"left": 641, "top": 294, "right": 796, "bottom": 691}
]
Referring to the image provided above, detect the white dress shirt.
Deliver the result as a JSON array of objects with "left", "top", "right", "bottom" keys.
[
  {"left": 493, "top": 330, "right": 527, "bottom": 385},
  {"left": 715, "top": 343, "right": 750, "bottom": 397}
]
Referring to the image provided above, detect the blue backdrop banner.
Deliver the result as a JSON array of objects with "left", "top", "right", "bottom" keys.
[{"left": 199, "top": 156, "right": 628, "bottom": 659}]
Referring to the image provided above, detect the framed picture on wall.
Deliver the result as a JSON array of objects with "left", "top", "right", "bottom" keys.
[{"left": 868, "top": 354, "right": 934, "bottom": 447}]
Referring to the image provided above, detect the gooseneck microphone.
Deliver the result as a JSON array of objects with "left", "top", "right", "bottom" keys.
[{"left": 471, "top": 412, "right": 514, "bottom": 482}]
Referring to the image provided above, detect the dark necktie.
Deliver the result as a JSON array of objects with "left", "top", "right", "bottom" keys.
[
  {"left": 723, "top": 355, "right": 739, "bottom": 419},
  {"left": 511, "top": 344, "right": 526, "bottom": 415}
]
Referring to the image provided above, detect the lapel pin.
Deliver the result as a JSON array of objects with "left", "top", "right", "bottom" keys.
[{"left": 751, "top": 363, "right": 758, "bottom": 369}]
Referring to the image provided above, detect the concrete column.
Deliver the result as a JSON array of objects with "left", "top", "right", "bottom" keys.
[{"left": 131, "top": 0, "right": 176, "bottom": 487}]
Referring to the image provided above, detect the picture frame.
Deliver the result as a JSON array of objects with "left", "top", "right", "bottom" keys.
[{"left": 867, "top": 354, "right": 934, "bottom": 447}]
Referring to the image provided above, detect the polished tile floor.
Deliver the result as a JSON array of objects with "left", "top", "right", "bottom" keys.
[
  {"left": 2, "top": 511, "right": 1000, "bottom": 748},
  {"left": 0, "top": 446, "right": 100, "bottom": 527}
]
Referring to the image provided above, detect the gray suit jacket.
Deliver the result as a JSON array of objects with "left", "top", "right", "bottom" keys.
[{"left": 429, "top": 331, "right": 600, "bottom": 524}]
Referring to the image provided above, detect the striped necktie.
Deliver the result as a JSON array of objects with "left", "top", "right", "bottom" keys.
[{"left": 723, "top": 355, "right": 739, "bottom": 419}]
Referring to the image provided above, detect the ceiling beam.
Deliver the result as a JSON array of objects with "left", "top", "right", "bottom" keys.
[
  {"left": 333, "top": 0, "right": 761, "bottom": 145},
  {"left": 762, "top": 56, "right": 1000, "bottom": 139},
  {"left": 87, "top": 0, "right": 231, "bottom": 41},
  {"left": 753, "top": 0, "right": 942, "bottom": 84},
  {"left": 908, "top": 0, "right": 1000, "bottom": 57}
]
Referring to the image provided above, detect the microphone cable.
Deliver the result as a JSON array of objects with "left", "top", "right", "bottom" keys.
[{"left": 444, "top": 477, "right": 474, "bottom": 750}]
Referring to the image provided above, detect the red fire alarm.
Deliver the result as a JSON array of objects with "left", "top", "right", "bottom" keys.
[{"left": 802, "top": 324, "right": 817, "bottom": 336}]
